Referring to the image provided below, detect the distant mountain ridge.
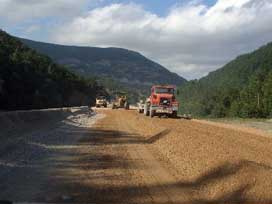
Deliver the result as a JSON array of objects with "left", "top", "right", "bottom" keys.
[{"left": 20, "top": 38, "right": 186, "bottom": 88}]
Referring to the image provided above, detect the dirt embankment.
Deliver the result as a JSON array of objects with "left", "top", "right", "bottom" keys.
[
  {"left": 0, "top": 108, "right": 73, "bottom": 134},
  {"left": 0, "top": 108, "right": 83, "bottom": 157}
]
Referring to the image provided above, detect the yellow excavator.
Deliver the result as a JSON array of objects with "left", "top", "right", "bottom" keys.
[{"left": 112, "top": 92, "right": 130, "bottom": 110}]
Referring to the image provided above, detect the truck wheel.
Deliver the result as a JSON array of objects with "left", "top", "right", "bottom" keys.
[
  {"left": 172, "top": 111, "right": 178, "bottom": 118},
  {"left": 144, "top": 104, "right": 149, "bottom": 116},
  {"left": 150, "top": 110, "right": 155, "bottom": 118},
  {"left": 124, "top": 102, "right": 130, "bottom": 110}
]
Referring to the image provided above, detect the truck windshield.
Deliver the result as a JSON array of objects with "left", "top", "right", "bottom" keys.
[{"left": 155, "top": 88, "right": 174, "bottom": 94}]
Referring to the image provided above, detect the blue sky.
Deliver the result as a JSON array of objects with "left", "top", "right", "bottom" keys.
[
  {"left": 1, "top": 0, "right": 272, "bottom": 79},
  {"left": 3, "top": 0, "right": 217, "bottom": 40},
  {"left": 94, "top": 0, "right": 217, "bottom": 16}
]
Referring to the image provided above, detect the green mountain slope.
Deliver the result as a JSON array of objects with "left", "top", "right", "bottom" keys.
[
  {"left": 178, "top": 43, "right": 272, "bottom": 118},
  {"left": 0, "top": 30, "right": 106, "bottom": 110},
  {"left": 20, "top": 38, "right": 186, "bottom": 96}
]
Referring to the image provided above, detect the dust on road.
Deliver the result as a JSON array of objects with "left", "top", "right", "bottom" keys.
[{"left": 1, "top": 108, "right": 272, "bottom": 203}]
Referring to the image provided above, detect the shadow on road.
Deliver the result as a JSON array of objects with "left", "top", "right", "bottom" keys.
[
  {"left": 79, "top": 128, "right": 171, "bottom": 145},
  {"left": 38, "top": 142, "right": 272, "bottom": 204},
  {"left": 39, "top": 125, "right": 272, "bottom": 203},
  {"left": 1, "top": 112, "right": 272, "bottom": 203}
]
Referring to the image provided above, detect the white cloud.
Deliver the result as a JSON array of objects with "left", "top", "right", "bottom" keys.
[
  {"left": 24, "top": 25, "right": 41, "bottom": 34},
  {"left": 1, "top": 0, "right": 272, "bottom": 79},
  {"left": 0, "top": 0, "right": 97, "bottom": 22},
  {"left": 51, "top": 0, "right": 272, "bottom": 79}
]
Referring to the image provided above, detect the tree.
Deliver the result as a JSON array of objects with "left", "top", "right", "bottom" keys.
[{"left": 263, "top": 71, "right": 272, "bottom": 117}]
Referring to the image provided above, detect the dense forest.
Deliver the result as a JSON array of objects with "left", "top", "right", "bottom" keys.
[
  {"left": 178, "top": 43, "right": 272, "bottom": 118},
  {"left": 0, "top": 30, "right": 106, "bottom": 110}
]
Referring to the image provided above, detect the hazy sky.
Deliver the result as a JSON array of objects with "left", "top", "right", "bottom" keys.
[{"left": 1, "top": 0, "right": 272, "bottom": 79}]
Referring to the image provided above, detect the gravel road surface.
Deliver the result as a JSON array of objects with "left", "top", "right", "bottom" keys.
[{"left": 1, "top": 108, "right": 272, "bottom": 203}]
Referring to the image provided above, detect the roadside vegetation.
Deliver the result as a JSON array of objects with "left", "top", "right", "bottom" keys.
[
  {"left": 207, "top": 118, "right": 272, "bottom": 135},
  {"left": 0, "top": 30, "right": 107, "bottom": 110},
  {"left": 178, "top": 43, "right": 272, "bottom": 118}
]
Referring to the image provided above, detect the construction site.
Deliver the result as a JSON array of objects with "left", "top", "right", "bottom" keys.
[
  {"left": 0, "top": 104, "right": 272, "bottom": 203},
  {"left": 1, "top": 1, "right": 272, "bottom": 202}
]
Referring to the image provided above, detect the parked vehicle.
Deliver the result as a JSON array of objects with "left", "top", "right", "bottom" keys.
[
  {"left": 144, "top": 85, "right": 179, "bottom": 118},
  {"left": 95, "top": 96, "right": 107, "bottom": 108},
  {"left": 137, "top": 100, "right": 145, "bottom": 113}
]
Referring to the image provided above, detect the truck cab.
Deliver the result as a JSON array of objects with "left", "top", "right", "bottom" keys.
[{"left": 144, "top": 85, "right": 179, "bottom": 118}]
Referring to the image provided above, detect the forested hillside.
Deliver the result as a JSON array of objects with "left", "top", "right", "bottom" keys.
[
  {"left": 178, "top": 43, "right": 272, "bottom": 118},
  {"left": 20, "top": 38, "right": 187, "bottom": 100},
  {"left": 20, "top": 38, "right": 186, "bottom": 85},
  {"left": 0, "top": 30, "right": 106, "bottom": 110}
]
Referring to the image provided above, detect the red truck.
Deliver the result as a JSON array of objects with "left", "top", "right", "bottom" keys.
[{"left": 144, "top": 85, "right": 179, "bottom": 118}]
